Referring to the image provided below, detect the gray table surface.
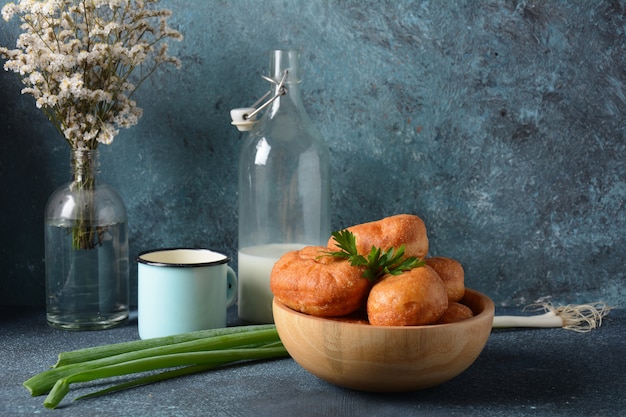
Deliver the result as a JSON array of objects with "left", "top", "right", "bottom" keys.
[{"left": 1, "top": 306, "right": 624, "bottom": 417}]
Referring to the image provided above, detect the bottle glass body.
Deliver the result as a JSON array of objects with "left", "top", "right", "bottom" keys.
[
  {"left": 45, "top": 148, "right": 129, "bottom": 330},
  {"left": 238, "top": 49, "right": 331, "bottom": 323}
]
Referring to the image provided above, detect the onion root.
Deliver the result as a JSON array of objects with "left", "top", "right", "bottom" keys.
[{"left": 492, "top": 302, "right": 613, "bottom": 332}]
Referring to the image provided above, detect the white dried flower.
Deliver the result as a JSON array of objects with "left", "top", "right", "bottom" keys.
[{"left": 0, "top": 0, "right": 183, "bottom": 148}]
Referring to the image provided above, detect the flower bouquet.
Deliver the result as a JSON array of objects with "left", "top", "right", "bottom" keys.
[{"left": 0, "top": 0, "right": 182, "bottom": 329}]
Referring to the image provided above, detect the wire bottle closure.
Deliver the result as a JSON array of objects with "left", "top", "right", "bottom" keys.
[{"left": 230, "top": 70, "right": 289, "bottom": 132}]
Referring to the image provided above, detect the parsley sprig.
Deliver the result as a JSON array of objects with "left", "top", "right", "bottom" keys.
[{"left": 324, "top": 229, "right": 424, "bottom": 282}]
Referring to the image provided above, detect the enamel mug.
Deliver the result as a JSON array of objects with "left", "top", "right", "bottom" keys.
[{"left": 137, "top": 248, "right": 238, "bottom": 339}]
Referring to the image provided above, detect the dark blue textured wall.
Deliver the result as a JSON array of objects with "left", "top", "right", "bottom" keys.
[{"left": 1, "top": 0, "right": 624, "bottom": 308}]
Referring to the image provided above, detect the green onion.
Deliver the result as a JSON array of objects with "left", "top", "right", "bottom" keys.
[
  {"left": 74, "top": 341, "right": 285, "bottom": 401},
  {"left": 492, "top": 302, "right": 612, "bottom": 332},
  {"left": 25, "top": 326, "right": 280, "bottom": 396},
  {"left": 43, "top": 346, "right": 287, "bottom": 409},
  {"left": 75, "top": 363, "right": 218, "bottom": 400},
  {"left": 24, "top": 325, "right": 289, "bottom": 409},
  {"left": 54, "top": 324, "right": 274, "bottom": 367}
]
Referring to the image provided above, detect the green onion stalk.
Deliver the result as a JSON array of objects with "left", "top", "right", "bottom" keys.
[{"left": 24, "top": 324, "right": 288, "bottom": 409}]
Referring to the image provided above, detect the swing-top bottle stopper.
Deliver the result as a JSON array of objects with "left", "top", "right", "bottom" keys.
[{"left": 230, "top": 71, "right": 289, "bottom": 132}]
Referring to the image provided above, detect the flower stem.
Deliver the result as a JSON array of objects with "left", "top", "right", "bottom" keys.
[{"left": 70, "top": 148, "right": 99, "bottom": 250}]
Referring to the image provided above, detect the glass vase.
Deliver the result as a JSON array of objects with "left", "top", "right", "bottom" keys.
[
  {"left": 45, "top": 148, "right": 129, "bottom": 330},
  {"left": 238, "top": 49, "right": 331, "bottom": 323}
]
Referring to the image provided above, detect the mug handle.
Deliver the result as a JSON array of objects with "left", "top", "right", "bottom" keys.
[{"left": 226, "top": 266, "right": 238, "bottom": 307}]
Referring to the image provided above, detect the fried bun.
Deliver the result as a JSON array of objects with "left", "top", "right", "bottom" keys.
[
  {"left": 367, "top": 265, "right": 448, "bottom": 326},
  {"left": 270, "top": 246, "right": 370, "bottom": 317},
  {"left": 327, "top": 214, "right": 429, "bottom": 260}
]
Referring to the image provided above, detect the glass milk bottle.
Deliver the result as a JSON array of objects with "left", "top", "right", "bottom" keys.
[{"left": 238, "top": 49, "right": 331, "bottom": 323}]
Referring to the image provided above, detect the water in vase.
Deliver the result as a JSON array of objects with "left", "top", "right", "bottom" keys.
[{"left": 45, "top": 221, "right": 129, "bottom": 330}]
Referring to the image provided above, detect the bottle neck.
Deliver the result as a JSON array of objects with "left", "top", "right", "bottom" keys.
[
  {"left": 71, "top": 148, "right": 99, "bottom": 188},
  {"left": 270, "top": 80, "right": 304, "bottom": 110},
  {"left": 269, "top": 49, "right": 305, "bottom": 109},
  {"left": 269, "top": 49, "right": 302, "bottom": 84}
]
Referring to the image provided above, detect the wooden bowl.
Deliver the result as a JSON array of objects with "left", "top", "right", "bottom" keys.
[{"left": 273, "top": 288, "right": 494, "bottom": 392}]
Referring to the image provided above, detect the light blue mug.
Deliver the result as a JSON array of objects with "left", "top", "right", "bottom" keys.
[{"left": 137, "top": 248, "right": 238, "bottom": 339}]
